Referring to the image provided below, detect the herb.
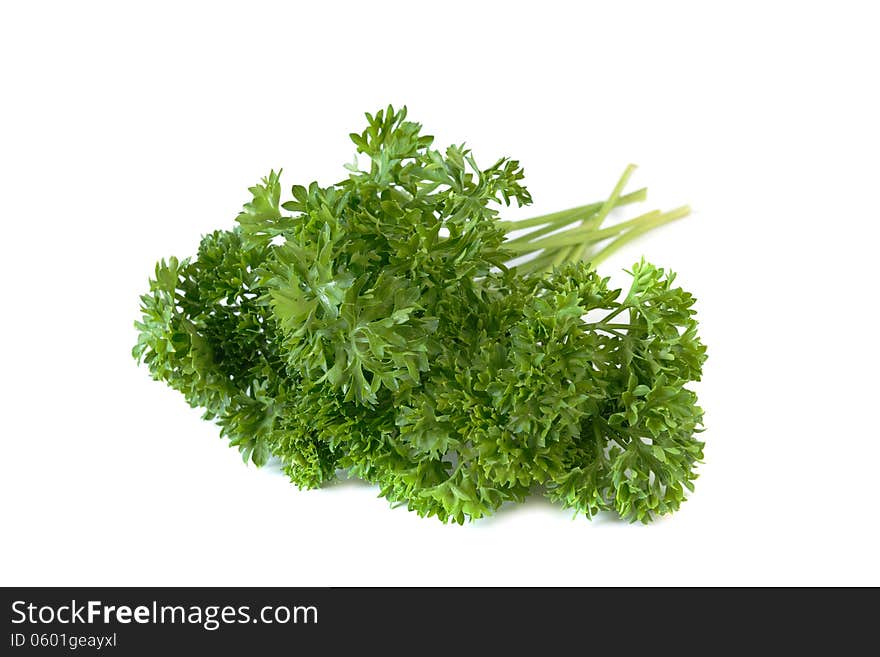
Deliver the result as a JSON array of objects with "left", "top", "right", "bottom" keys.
[{"left": 134, "top": 106, "right": 706, "bottom": 523}]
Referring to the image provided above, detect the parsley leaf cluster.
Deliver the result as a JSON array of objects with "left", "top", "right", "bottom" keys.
[{"left": 134, "top": 106, "right": 706, "bottom": 523}]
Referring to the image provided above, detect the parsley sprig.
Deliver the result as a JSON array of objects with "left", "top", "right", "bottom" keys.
[{"left": 134, "top": 106, "right": 706, "bottom": 523}]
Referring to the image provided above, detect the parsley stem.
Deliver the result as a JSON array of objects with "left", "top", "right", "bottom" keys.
[
  {"left": 497, "top": 187, "right": 647, "bottom": 233},
  {"left": 513, "top": 249, "right": 559, "bottom": 275},
  {"left": 514, "top": 209, "right": 608, "bottom": 273},
  {"left": 550, "top": 243, "right": 574, "bottom": 268},
  {"left": 555, "top": 165, "right": 637, "bottom": 267},
  {"left": 509, "top": 205, "right": 690, "bottom": 275},
  {"left": 598, "top": 306, "right": 627, "bottom": 324},
  {"left": 589, "top": 206, "right": 691, "bottom": 267},
  {"left": 504, "top": 209, "right": 598, "bottom": 245},
  {"left": 504, "top": 209, "right": 664, "bottom": 253},
  {"left": 573, "top": 164, "right": 637, "bottom": 262},
  {"left": 587, "top": 323, "right": 637, "bottom": 330}
]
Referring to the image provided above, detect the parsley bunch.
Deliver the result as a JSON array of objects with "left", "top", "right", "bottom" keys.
[{"left": 134, "top": 106, "right": 706, "bottom": 523}]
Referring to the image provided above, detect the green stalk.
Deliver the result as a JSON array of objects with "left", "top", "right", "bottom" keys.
[
  {"left": 589, "top": 206, "right": 691, "bottom": 267},
  {"left": 497, "top": 187, "right": 647, "bottom": 234},
  {"left": 504, "top": 211, "right": 592, "bottom": 246},
  {"left": 512, "top": 249, "right": 560, "bottom": 276},
  {"left": 501, "top": 180, "right": 647, "bottom": 275},
  {"left": 504, "top": 209, "right": 663, "bottom": 253},
  {"left": 573, "top": 164, "right": 636, "bottom": 261},
  {"left": 499, "top": 167, "right": 691, "bottom": 277},
  {"left": 557, "top": 164, "right": 636, "bottom": 266},
  {"left": 556, "top": 211, "right": 605, "bottom": 264},
  {"left": 549, "top": 243, "right": 575, "bottom": 269}
]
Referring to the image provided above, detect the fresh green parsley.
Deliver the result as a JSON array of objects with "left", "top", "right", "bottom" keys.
[{"left": 134, "top": 106, "right": 706, "bottom": 523}]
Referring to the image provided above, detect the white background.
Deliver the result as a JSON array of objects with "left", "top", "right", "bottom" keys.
[{"left": 2, "top": 1, "right": 878, "bottom": 586}]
